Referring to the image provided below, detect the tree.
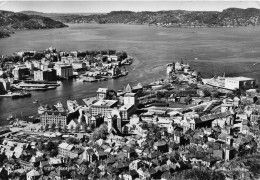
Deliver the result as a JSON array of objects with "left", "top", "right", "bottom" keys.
[
  {"left": 44, "top": 124, "right": 49, "bottom": 131},
  {"left": 184, "top": 95, "right": 192, "bottom": 105},
  {"left": 211, "top": 91, "right": 220, "bottom": 98},
  {"left": 70, "top": 125, "right": 74, "bottom": 132},
  {"left": 66, "top": 137, "right": 78, "bottom": 145},
  {"left": 45, "top": 141, "right": 57, "bottom": 151},
  {"left": 75, "top": 124, "right": 80, "bottom": 133},
  {"left": 50, "top": 123, "right": 55, "bottom": 132},
  {"left": 50, "top": 149, "right": 58, "bottom": 157},
  {"left": 82, "top": 124, "right": 88, "bottom": 132},
  {"left": 202, "top": 89, "right": 211, "bottom": 97}
]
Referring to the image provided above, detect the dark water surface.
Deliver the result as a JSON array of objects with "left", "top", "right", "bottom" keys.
[{"left": 0, "top": 24, "right": 260, "bottom": 123}]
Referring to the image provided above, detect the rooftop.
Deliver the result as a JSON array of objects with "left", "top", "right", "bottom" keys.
[
  {"left": 225, "top": 76, "right": 255, "bottom": 81},
  {"left": 97, "top": 88, "right": 108, "bottom": 93},
  {"left": 92, "top": 100, "right": 118, "bottom": 108}
]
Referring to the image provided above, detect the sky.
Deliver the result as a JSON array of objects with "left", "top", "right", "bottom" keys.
[{"left": 0, "top": 1, "right": 260, "bottom": 13}]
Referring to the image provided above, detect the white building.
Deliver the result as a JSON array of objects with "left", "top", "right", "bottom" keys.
[
  {"left": 225, "top": 77, "right": 256, "bottom": 90},
  {"left": 124, "top": 93, "right": 137, "bottom": 106},
  {"left": 54, "top": 63, "right": 73, "bottom": 78}
]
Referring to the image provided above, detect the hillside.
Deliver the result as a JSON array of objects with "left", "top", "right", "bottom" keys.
[
  {"left": 0, "top": 10, "right": 68, "bottom": 38},
  {"left": 48, "top": 8, "right": 260, "bottom": 27}
]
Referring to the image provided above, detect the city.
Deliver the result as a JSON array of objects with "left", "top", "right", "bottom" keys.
[
  {"left": 0, "top": 58, "right": 259, "bottom": 179},
  {"left": 1, "top": 1, "right": 260, "bottom": 180}
]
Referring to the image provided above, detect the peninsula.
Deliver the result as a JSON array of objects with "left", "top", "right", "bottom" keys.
[{"left": 0, "top": 10, "right": 68, "bottom": 38}]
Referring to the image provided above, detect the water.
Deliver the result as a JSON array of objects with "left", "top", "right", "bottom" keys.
[{"left": 0, "top": 23, "right": 260, "bottom": 124}]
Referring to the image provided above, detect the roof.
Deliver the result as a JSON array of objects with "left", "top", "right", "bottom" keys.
[
  {"left": 97, "top": 88, "right": 108, "bottom": 93},
  {"left": 42, "top": 111, "right": 67, "bottom": 116},
  {"left": 119, "top": 104, "right": 134, "bottom": 111},
  {"left": 199, "top": 110, "right": 234, "bottom": 123},
  {"left": 58, "top": 142, "right": 74, "bottom": 151},
  {"left": 92, "top": 100, "right": 118, "bottom": 108},
  {"left": 225, "top": 77, "right": 255, "bottom": 82},
  {"left": 124, "top": 93, "right": 136, "bottom": 97},
  {"left": 27, "top": 169, "right": 41, "bottom": 177}
]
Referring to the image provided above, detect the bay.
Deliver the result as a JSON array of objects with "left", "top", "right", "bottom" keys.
[{"left": 0, "top": 23, "right": 260, "bottom": 124}]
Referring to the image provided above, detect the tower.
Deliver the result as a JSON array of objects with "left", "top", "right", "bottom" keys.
[
  {"left": 226, "top": 136, "right": 233, "bottom": 146},
  {"left": 107, "top": 114, "right": 112, "bottom": 132}
]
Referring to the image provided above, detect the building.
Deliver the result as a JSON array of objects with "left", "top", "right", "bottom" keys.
[
  {"left": 203, "top": 76, "right": 256, "bottom": 91},
  {"left": 12, "top": 66, "right": 29, "bottom": 80},
  {"left": 97, "top": 88, "right": 108, "bottom": 100},
  {"left": 40, "top": 111, "right": 67, "bottom": 128},
  {"left": 0, "top": 78, "right": 10, "bottom": 94},
  {"left": 119, "top": 104, "right": 136, "bottom": 121},
  {"left": 54, "top": 63, "right": 73, "bottom": 79},
  {"left": 72, "top": 61, "right": 86, "bottom": 69},
  {"left": 91, "top": 100, "right": 118, "bottom": 117},
  {"left": 34, "top": 69, "right": 57, "bottom": 81},
  {"left": 58, "top": 142, "right": 80, "bottom": 158},
  {"left": 225, "top": 77, "right": 256, "bottom": 90},
  {"left": 124, "top": 93, "right": 137, "bottom": 105}
]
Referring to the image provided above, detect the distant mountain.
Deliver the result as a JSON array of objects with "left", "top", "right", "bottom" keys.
[
  {"left": 20, "top": 11, "right": 96, "bottom": 18},
  {"left": 0, "top": 10, "right": 68, "bottom": 38},
  {"left": 48, "top": 8, "right": 260, "bottom": 27}
]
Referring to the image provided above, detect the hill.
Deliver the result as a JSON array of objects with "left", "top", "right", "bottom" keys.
[
  {"left": 0, "top": 10, "right": 68, "bottom": 38},
  {"left": 48, "top": 8, "right": 260, "bottom": 27}
]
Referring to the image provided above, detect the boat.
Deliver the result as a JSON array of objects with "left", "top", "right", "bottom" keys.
[{"left": 33, "top": 100, "right": 38, "bottom": 103}]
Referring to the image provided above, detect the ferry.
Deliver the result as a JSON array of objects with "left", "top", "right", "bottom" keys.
[
  {"left": 19, "top": 83, "right": 57, "bottom": 91},
  {"left": 0, "top": 91, "right": 31, "bottom": 98}
]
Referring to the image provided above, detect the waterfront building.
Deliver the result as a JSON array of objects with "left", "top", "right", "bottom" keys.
[
  {"left": 34, "top": 69, "right": 57, "bottom": 81},
  {"left": 54, "top": 63, "right": 73, "bottom": 78},
  {"left": 12, "top": 66, "right": 29, "bottom": 80},
  {"left": 0, "top": 78, "right": 10, "bottom": 94},
  {"left": 72, "top": 61, "right": 86, "bottom": 69},
  {"left": 25, "top": 61, "right": 34, "bottom": 70},
  {"left": 91, "top": 100, "right": 118, "bottom": 117},
  {"left": 40, "top": 111, "right": 67, "bottom": 128},
  {"left": 203, "top": 76, "right": 256, "bottom": 91},
  {"left": 224, "top": 77, "right": 256, "bottom": 90}
]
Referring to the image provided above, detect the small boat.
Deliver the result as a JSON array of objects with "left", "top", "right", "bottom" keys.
[{"left": 33, "top": 100, "right": 38, "bottom": 103}]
